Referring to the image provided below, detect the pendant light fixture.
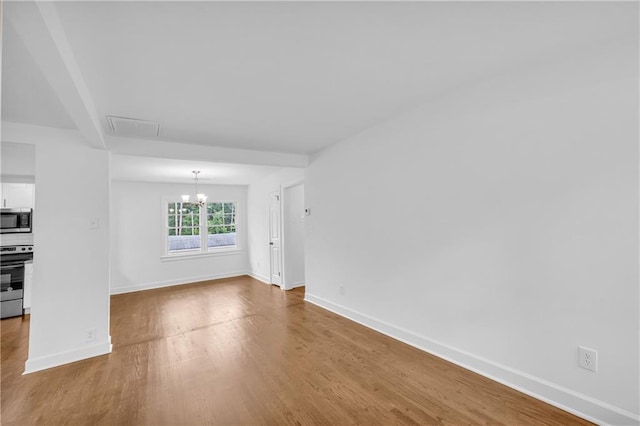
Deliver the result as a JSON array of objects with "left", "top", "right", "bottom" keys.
[{"left": 182, "top": 170, "right": 207, "bottom": 206}]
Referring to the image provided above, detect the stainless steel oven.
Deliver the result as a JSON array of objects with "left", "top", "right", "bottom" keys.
[
  {"left": 0, "top": 245, "right": 33, "bottom": 318},
  {"left": 0, "top": 208, "right": 32, "bottom": 234}
]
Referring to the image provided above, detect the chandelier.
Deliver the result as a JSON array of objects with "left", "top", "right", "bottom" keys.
[{"left": 182, "top": 170, "right": 207, "bottom": 207}]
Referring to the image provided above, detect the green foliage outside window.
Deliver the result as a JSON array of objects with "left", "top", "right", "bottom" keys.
[
  {"left": 167, "top": 202, "right": 200, "bottom": 236},
  {"left": 206, "top": 202, "right": 236, "bottom": 234}
]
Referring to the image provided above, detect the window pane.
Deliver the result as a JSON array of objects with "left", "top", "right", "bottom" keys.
[
  {"left": 207, "top": 202, "right": 222, "bottom": 214},
  {"left": 167, "top": 202, "right": 201, "bottom": 254},
  {"left": 208, "top": 226, "right": 220, "bottom": 234},
  {"left": 206, "top": 201, "right": 236, "bottom": 250},
  {"left": 207, "top": 213, "right": 223, "bottom": 226},
  {"left": 168, "top": 234, "right": 201, "bottom": 253},
  {"left": 207, "top": 231, "right": 236, "bottom": 248},
  {"left": 177, "top": 203, "right": 198, "bottom": 214}
]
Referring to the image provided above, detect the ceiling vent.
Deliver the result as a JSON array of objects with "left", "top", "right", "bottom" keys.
[{"left": 107, "top": 116, "right": 160, "bottom": 138}]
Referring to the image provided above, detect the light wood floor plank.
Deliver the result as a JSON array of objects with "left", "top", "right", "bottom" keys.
[{"left": 1, "top": 276, "right": 591, "bottom": 425}]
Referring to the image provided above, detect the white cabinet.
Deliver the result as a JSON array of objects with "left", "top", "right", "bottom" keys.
[{"left": 1, "top": 183, "right": 35, "bottom": 209}]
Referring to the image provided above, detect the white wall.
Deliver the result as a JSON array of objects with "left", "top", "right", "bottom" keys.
[
  {"left": 26, "top": 140, "right": 111, "bottom": 373},
  {"left": 247, "top": 167, "right": 304, "bottom": 284},
  {"left": 110, "top": 181, "right": 249, "bottom": 293},
  {"left": 1, "top": 141, "right": 35, "bottom": 182},
  {"left": 283, "top": 183, "right": 305, "bottom": 288},
  {"left": 305, "top": 39, "right": 639, "bottom": 424}
]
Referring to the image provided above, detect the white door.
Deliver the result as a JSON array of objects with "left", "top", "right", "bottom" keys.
[{"left": 269, "top": 191, "right": 282, "bottom": 286}]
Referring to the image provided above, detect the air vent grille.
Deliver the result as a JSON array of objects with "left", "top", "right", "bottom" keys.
[{"left": 107, "top": 116, "right": 160, "bottom": 138}]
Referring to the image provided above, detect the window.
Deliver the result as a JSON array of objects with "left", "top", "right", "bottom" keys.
[
  {"left": 167, "top": 202, "right": 201, "bottom": 253},
  {"left": 165, "top": 200, "right": 238, "bottom": 256},
  {"left": 205, "top": 202, "right": 237, "bottom": 249}
]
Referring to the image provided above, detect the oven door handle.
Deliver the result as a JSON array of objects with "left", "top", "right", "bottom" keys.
[{"left": 0, "top": 264, "right": 23, "bottom": 270}]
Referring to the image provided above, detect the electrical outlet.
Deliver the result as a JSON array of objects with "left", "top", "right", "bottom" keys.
[
  {"left": 578, "top": 346, "right": 597, "bottom": 372},
  {"left": 85, "top": 327, "right": 96, "bottom": 342}
]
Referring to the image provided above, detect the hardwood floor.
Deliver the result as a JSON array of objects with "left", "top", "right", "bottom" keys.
[{"left": 2, "top": 276, "right": 591, "bottom": 425}]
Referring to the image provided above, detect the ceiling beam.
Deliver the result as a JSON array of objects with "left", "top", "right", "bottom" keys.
[
  {"left": 1, "top": 121, "right": 86, "bottom": 147},
  {"left": 1, "top": 121, "right": 308, "bottom": 168},
  {"left": 2, "top": 118, "right": 310, "bottom": 168},
  {"left": 106, "top": 135, "right": 309, "bottom": 168},
  {"left": 5, "top": 2, "right": 105, "bottom": 148}
]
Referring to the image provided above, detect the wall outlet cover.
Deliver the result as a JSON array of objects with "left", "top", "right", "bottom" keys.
[
  {"left": 85, "top": 327, "right": 97, "bottom": 342},
  {"left": 578, "top": 346, "right": 598, "bottom": 372}
]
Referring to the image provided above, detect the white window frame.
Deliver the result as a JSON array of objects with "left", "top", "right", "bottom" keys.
[{"left": 161, "top": 197, "right": 241, "bottom": 260}]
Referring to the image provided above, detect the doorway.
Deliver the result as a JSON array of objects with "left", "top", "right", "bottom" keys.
[
  {"left": 269, "top": 191, "right": 282, "bottom": 286},
  {"left": 269, "top": 183, "right": 306, "bottom": 290},
  {"left": 282, "top": 183, "right": 306, "bottom": 290}
]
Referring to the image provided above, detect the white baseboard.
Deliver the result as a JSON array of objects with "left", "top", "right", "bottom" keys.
[
  {"left": 110, "top": 271, "right": 248, "bottom": 294},
  {"left": 248, "top": 271, "right": 270, "bottom": 284},
  {"left": 24, "top": 337, "right": 112, "bottom": 375},
  {"left": 304, "top": 293, "right": 639, "bottom": 426}
]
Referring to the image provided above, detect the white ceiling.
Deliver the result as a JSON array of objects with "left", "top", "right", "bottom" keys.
[
  {"left": 110, "top": 155, "right": 285, "bottom": 185},
  {"left": 2, "top": 1, "right": 636, "bottom": 158},
  {"left": 1, "top": 21, "right": 76, "bottom": 129}
]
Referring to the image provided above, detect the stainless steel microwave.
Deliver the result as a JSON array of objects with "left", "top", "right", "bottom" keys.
[{"left": 0, "top": 208, "right": 32, "bottom": 234}]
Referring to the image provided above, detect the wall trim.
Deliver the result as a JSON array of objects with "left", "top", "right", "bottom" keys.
[
  {"left": 24, "top": 337, "right": 112, "bottom": 375},
  {"left": 248, "top": 271, "right": 270, "bottom": 284},
  {"left": 110, "top": 271, "right": 248, "bottom": 294},
  {"left": 304, "top": 293, "right": 639, "bottom": 426},
  {"left": 160, "top": 248, "right": 243, "bottom": 262}
]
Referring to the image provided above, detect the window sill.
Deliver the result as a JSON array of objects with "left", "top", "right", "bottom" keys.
[{"left": 161, "top": 248, "right": 243, "bottom": 262}]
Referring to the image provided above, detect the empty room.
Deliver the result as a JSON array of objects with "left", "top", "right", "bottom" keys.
[{"left": 1, "top": 1, "right": 638, "bottom": 425}]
